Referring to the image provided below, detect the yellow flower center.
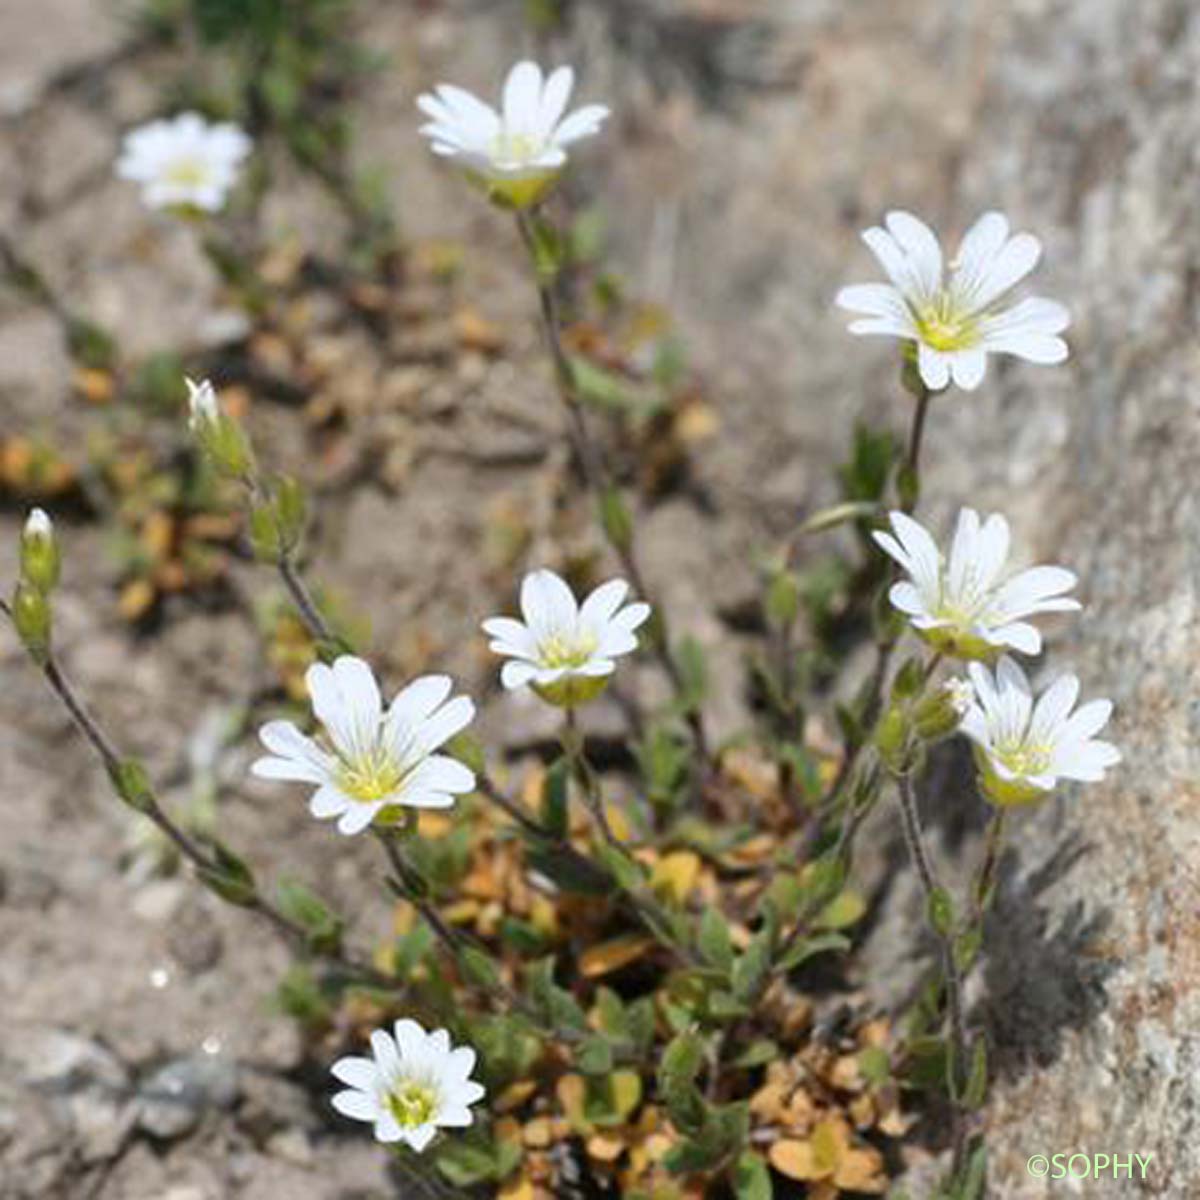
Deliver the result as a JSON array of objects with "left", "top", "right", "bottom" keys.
[
  {"left": 490, "top": 130, "right": 544, "bottom": 165},
  {"left": 539, "top": 630, "right": 598, "bottom": 670},
  {"left": 993, "top": 740, "right": 1051, "bottom": 777},
  {"left": 163, "top": 157, "right": 211, "bottom": 188},
  {"left": 916, "top": 294, "right": 979, "bottom": 352},
  {"left": 337, "top": 746, "right": 405, "bottom": 803},
  {"left": 387, "top": 1080, "right": 439, "bottom": 1129}
]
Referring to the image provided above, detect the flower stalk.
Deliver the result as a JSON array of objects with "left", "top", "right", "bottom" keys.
[
  {"left": 513, "top": 209, "right": 710, "bottom": 760},
  {"left": 894, "top": 770, "right": 971, "bottom": 1178}
]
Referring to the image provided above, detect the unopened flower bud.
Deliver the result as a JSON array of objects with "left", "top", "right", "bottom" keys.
[
  {"left": 874, "top": 702, "right": 916, "bottom": 773},
  {"left": 914, "top": 678, "right": 972, "bottom": 742},
  {"left": 12, "top": 581, "right": 51, "bottom": 662},
  {"left": 186, "top": 376, "right": 255, "bottom": 479},
  {"left": 20, "top": 508, "right": 60, "bottom": 593}
]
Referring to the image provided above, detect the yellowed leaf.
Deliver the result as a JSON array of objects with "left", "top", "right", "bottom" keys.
[
  {"left": 769, "top": 1139, "right": 827, "bottom": 1181},
  {"left": 495, "top": 1080, "right": 537, "bottom": 1114},
  {"left": 523, "top": 1116, "right": 554, "bottom": 1148},
  {"left": 579, "top": 934, "right": 656, "bottom": 978},
  {"left": 586, "top": 1131, "right": 626, "bottom": 1163},
  {"left": 651, "top": 851, "right": 701, "bottom": 904},
  {"left": 834, "top": 1145, "right": 888, "bottom": 1194}
]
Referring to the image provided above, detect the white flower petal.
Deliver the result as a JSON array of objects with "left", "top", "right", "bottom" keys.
[
  {"left": 401, "top": 754, "right": 475, "bottom": 799},
  {"left": 1057, "top": 698, "right": 1114, "bottom": 745},
  {"left": 310, "top": 785, "right": 349, "bottom": 818},
  {"left": 503, "top": 61, "right": 544, "bottom": 132},
  {"left": 388, "top": 674, "right": 453, "bottom": 733},
  {"left": 1029, "top": 674, "right": 1080, "bottom": 743},
  {"left": 336, "top": 801, "right": 382, "bottom": 836},
  {"left": 551, "top": 104, "right": 609, "bottom": 146},
  {"left": 501, "top": 659, "right": 541, "bottom": 690},
  {"left": 520, "top": 568, "right": 578, "bottom": 637},
  {"left": 884, "top": 210, "right": 943, "bottom": 303},
  {"left": 481, "top": 617, "right": 538, "bottom": 658},
  {"left": 404, "top": 1123, "right": 438, "bottom": 1153},
  {"left": 537, "top": 65, "right": 575, "bottom": 137},
  {"left": 949, "top": 347, "right": 988, "bottom": 391},
  {"left": 917, "top": 342, "right": 951, "bottom": 391},
  {"left": 579, "top": 579, "right": 630, "bottom": 628},
  {"left": 331, "top": 1056, "right": 379, "bottom": 1090},
  {"left": 404, "top": 695, "right": 476, "bottom": 760},
  {"left": 962, "top": 232, "right": 1041, "bottom": 313},
  {"left": 332, "top": 1089, "right": 379, "bottom": 1122}
]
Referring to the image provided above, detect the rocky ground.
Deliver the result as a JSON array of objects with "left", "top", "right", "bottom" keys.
[{"left": 1, "top": 0, "right": 1198, "bottom": 1197}]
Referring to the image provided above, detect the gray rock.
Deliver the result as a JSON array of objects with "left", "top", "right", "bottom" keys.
[{"left": 136, "top": 1056, "right": 239, "bottom": 1141}]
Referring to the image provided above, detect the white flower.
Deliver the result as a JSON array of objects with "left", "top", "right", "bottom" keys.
[
  {"left": 961, "top": 656, "right": 1120, "bottom": 806},
  {"left": 483, "top": 569, "right": 650, "bottom": 708},
  {"left": 116, "top": 112, "right": 251, "bottom": 213},
  {"left": 330, "top": 1019, "right": 485, "bottom": 1152},
  {"left": 185, "top": 377, "right": 220, "bottom": 430},
  {"left": 874, "top": 508, "right": 1080, "bottom": 660},
  {"left": 24, "top": 508, "right": 53, "bottom": 540},
  {"left": 251, "top": 656, "right": 476, "bottom": 835},
  {"left": 417, "top": 61, "right": 609, "bottom": 208},
  {"left": 836, "top": 210, "right": 1070, "bottom": 391}
]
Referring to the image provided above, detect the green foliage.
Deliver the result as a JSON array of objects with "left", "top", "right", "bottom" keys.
[
  {"left": 197, "top": 839, "right": 257, "bottom": 906},
  {"left": 839, "top": 421, "right": 899, "bottom": 504},
  {"left": 275, "top": 878, "right": 343, "bottom": 954},
  {"left": 732, "top": 1151, "right": 773, "bottom": 1199},
  {"left": 434, "top": 1129, "right": 522, "bottom": 1187}
]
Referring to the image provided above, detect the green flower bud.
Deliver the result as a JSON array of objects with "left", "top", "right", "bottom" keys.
[
  {"left": 874, "top": 702, "right": 916, "bottom": 774},
  {"left": 186, "top": 377, "right": 255, "bottom": 479},
  {"left": 12, "top": 581, "right": 51, "bottom": 662},
  {"left": 20, "top": 508, "right": 60, "bottom": 593},
  {"left": 914, "top": 678, "right": 972, "bottom": 742}
]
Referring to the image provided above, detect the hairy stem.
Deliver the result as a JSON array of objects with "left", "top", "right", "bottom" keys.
[
  {"left": 11, "top": 628, "right": 392, "bottom": 988},
  {"left": 514, "top": 209, "right": 710, "bottom": 762},
  {"left": 895, "top": 772, "right": 969, "bottom": 1176}
]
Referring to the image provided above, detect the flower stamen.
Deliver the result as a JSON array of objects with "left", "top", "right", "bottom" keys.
[{"left": 387, "top": 1080, "right": 440, "bottom": 1129}]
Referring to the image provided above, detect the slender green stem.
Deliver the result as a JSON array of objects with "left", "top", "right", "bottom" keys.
[
  {"left": 8, "top": 625, "right": 392, "bottom": 988},
  {"left": 374, "top": 828, "right": 592, "bottom": 1046},
  {"left": 901, "top": 382, "right": 932, "bottom": 514},
  {"left": 277, "top": 553, "right": 337, "bottom": 646},
  {"left": 514, "top": 209, "right": 710, "bottom": 762},
  {"left": 895, "top": 772, "right": 969, "bottom": 1176},
  {"left": 971, "top": 809, "right": 1008, "bottom": 925},
  {"left": 560, "top": 711, "right": 698, "bottom": 965}
]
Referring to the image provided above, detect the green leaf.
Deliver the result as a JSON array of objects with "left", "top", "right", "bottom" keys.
[
  {"left": 777, "top": 931, "right": 850, "bottom": 972},
  {"left": 525, "top": 958, "right": 588, "bottom": 1031},
  {"left": 963, "top": 1037, "right": 988, "bottom": 1110},
  {"left": 858, "top": 1045, "right": 891, "bottom": 1088},
  {"left": 524, "top": 845, "right": 610, "bottom": 895},
  {"left": 927, "top": 887, "right": 956, "bottom": 938},
  {"left": 598, "top": 484, "right": 633, "bottom": 553},
  {"left": 392, "top": 921, "right": 435, "bottom": 978},
  {"left": 575, "top": 1035, "right": 615, "bottom": 1076},
  {"left": 732, "top": 1151, "right": 773, "bottom": 1200},
  {"left": 838, "top": 422, "right": 898, "bottom": 504},
  {"left": 954, "top": 925, "right": 983, "bottom": 973},
  {"left": 732, "top": 930, "right": 773, "bottom": 1002},
  {"left": 197, "top": 840, "right": 256, "bottom": 907},
  {"left": 541, "top": 756, "right": 570, "bottom": 837},
  {"left": 459, "top": 946, "right": 503, "bottom": 991},
  {"left": 731, "top": 1039, "right": 778, "bottom": 1069},
  {"left": 816, "top": 889, "right": 868, "bottom": 931},
  {"left": 275, "top": 878, "right": 342, "bottom": 953},
  {"left": 765, "top": 569, "right": 801, "bottom": 628},
  {"left": 674, "top": 635, "right": 709, "bottom": 712},
  {"left": 697, "top": 908, "right": 735, "bottom": 973},
  {"left": 658, "top": 1030, "right": 706, "bottom": 1135},
  {"left": 108, "top": 758, "right": 155, "bottom": 814}
]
